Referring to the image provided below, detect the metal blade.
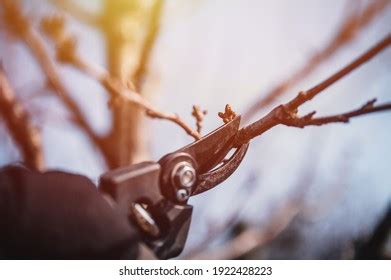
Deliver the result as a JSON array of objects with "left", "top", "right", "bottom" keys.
[
  {"left": 191, "top": 143, "right": 249, "bottom": 196},
  {"left": 175, "top": 116, "right": 241, "bottom": 173}
]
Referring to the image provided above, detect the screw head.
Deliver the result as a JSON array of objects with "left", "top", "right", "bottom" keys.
[
  {"left": 176, "top": 188, "right": 190, "bottom": 202},
  {"left": 172, "top": 162, "right": 197, "bottom": 189}
]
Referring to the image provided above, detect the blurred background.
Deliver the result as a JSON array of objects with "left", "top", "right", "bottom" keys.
[{"left": 0, "top": 0, "right": 390, "bottom": 259}]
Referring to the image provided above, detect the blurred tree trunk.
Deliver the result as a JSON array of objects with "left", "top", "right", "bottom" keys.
[{"left": 101, "top": 0, "right": 162, "bottom": 167}]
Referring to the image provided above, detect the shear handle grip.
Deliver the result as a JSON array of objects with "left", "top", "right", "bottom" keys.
[{"left": 99, "top": 162, "right": 163, "bottom": 217}]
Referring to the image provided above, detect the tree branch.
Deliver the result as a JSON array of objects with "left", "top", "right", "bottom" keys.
[
  {"left": 40, "top": 15, "right": 201, "bottom": 141},
  {"left": 0, "top": 0, "right": 112, "bottom": 165},
  {"left": 244, "top": 0, "right": 390, "bottom": 121},
  {"left": 236, "top": 34, "right": 391, "bottom": 145},
  {"left": 75, "top": 56, "right": 201, "bottom": 140},
  {"left": 0, "top": 65, "right": 44, "bottom": 170},
  {"left": 293, "top": 99, "right": 391, "bottom": 127}
]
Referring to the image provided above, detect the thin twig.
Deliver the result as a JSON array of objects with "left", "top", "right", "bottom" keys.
[
  {"left": 236, "top": 34, "right": 391, "bottom": 145},
  {"left": 300, "top": 99, "right": 391, "bottom": 127},
  {"left": 0, "top": 65, "right": 44, "bottom": 170},
  {"left": 243, "top": 0, "right": 390, "bottom": 121}
]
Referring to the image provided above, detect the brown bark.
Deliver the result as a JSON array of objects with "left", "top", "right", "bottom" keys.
[{"left": 101, "top": 0, "right": 164, "bottom": 166}]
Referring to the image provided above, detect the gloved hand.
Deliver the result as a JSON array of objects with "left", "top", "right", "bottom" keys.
[{"left": 0, "top": 165, "right": 139, "bottom": 259}]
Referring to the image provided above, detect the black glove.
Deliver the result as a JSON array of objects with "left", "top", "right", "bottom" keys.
[{"left": 0, "top": 165, "right": 139, "bottom": 259}]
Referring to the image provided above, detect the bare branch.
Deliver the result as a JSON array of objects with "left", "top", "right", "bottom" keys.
[
  {"left": 290, "top": 99, "right": 391, "bottom": 127},
  {"left": 40, "top": 16, "right": 201, "bottom": 141},
  {"left": 147, "top": 109, "right": 201, "bottom": 140},
  {"left": 244, "top": 0, "right": 390, "bottom": 121},
  {"left": 0, "top": 65, "right": 44, "bottom": 170},
  {"left": 72, "top": 54, "right": 200, "bottom": 140},
  {"left": 236, "top": 34, "right": 391, "bottom": 145},
  {"left": 101, "top": 74, "right": 201, "bottom": 140},
  {"left": 49, "top": 0, "right": 101, "bottom": 27},
  {"left": 0, "top": 1, "right": 113, "bottom": 165}
]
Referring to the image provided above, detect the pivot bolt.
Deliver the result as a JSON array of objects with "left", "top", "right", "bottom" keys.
[
  {"left": 172, "top": 161, "right": 196, "bottom": 203},
  {"left": 172, "top": 162, "right": 197, "bottom": 189}
]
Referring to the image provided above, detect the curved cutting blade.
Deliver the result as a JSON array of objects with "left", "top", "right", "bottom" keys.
[
  {"left": 174, "top": 116, "right": 241, "bottom": 174},
  {"left": 191, "top": 142, "right": 249, "bottom": 196}
]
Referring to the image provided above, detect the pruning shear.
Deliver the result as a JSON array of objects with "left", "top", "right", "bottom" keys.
[{"left": 98, "top": 116, "right": 249, "bottom": 259}]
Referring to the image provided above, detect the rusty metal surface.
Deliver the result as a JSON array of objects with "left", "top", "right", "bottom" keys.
[
  {"left": 191, "top": 143, "right": 249, "bottom": 196},
  {"left": 174, "top": 116, "right": 241, "bottom": 173}
]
